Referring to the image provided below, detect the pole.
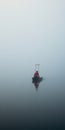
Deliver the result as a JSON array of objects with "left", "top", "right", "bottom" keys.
[{"left": 35, "top": 64, "right": 40, "bottom": 72}]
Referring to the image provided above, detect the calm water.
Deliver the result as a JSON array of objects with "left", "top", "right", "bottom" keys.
[
  {"left": 0, "top": 68, "right": 65, "bottom": 130},
  {"left": 0, "top": 1, "right": 65, "bottom": 129}
]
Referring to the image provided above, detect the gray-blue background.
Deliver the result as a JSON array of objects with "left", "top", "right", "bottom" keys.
[{"left": 0, "top": 0, "right": 65, "bottom": 129}]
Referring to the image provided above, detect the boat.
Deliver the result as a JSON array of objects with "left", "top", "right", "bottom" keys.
[
  {"left": 32, "top": 64, "right": 43, "bottom": 83},
  {"left": 32, "top": 76, "right": 43, "bottom": 82}
]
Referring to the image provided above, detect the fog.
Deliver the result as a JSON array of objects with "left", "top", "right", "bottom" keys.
[{"left": 0, "top": 0, "right": 65, "bottom": 129}]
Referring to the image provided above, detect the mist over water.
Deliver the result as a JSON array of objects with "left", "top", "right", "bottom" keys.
[
  {"left": 0, "top": 66, "right": 65, "bottom": 130},
  {"left": 0, "top": 0, "right": 65, "bottom": 129}
]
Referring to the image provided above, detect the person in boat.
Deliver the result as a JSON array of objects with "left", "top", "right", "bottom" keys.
[{"left": 34, "top": 71, "right": 39, "bottom": 77}]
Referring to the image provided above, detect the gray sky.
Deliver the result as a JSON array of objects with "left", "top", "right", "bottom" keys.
[{"left": 0, "top": 0, "right": 65, "bottom": 79}]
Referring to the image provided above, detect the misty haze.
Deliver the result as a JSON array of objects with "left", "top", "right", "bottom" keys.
[{"left": 0, "top": 0, "right": 65, "bottom": 130}]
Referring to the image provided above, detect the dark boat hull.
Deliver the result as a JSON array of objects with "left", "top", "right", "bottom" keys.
[{"left": 32, "top": 77, "right": 43, "bottom": 83}]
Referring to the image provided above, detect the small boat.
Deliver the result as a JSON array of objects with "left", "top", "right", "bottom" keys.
[
  {"left": 32, "top": 64, "right": 43, "bottom": 83},
  {"left": 32, "top": 76, "right": 43, "bottom": 83}
]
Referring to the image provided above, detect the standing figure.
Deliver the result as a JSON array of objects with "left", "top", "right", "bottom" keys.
[{"left": 34, "top": 71, "right": 40, "bottom": 78}]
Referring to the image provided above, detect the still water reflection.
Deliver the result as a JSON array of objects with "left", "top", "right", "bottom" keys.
[{"left": 0, "top": 72, "right": 65, "bottom": 130}]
